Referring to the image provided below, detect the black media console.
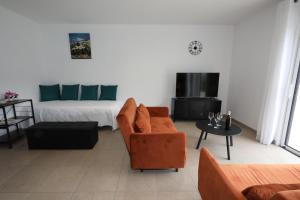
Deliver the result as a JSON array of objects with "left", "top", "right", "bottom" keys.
[{"left": 171, "top": 97, "right": 222, "bottom": 121}]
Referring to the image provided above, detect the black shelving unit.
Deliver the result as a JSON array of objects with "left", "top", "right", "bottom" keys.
[
  {"left": 171, "top": 97, "right": 222, "bottom": 121},
  {"left": 0, "top": 99, "right": 35, "bottom": 148}
]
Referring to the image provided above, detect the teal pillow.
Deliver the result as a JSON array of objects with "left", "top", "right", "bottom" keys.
[
  {"left": 39, "top": 84, "right": 60, "bottom": 102},
  {"left": 99, "top": 85, "right": 118, "bottom": 100},
  {"left": 61, "top": 84, "right": 79, "bottom": 100},
  {"left": 81, "top": 85, "right": 98, "bottom": 100}
]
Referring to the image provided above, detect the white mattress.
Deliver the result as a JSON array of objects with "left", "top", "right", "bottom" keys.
[{"left": 34, "top": 100, "right": 123, "bottom": 130}]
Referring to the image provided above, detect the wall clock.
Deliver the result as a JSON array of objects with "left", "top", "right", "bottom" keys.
[{"left": 188, "top": 41, "right": 203, "bottom": 55}]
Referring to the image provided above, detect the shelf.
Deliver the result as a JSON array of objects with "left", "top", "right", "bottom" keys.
[
  {"left": 0, "top": 116, "right": 33, "bottom": 128},
  {"left": 0, "top": 99, "right": 31, "bottom": 108}
]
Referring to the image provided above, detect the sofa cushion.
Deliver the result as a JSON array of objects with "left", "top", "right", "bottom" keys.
[
  {"left": 39, "top": 84, "right": 61, "bottom": 102},
  {"left": 135, "top": 104, "right": 151, "bottom": 133},
  {"left": 242, "top": 184, "right": 300, "bottom": 200},
  {"left": 138, "top": 104, "right": 150, "bottom": 120},
  {"left": 61, "top": 84, "right": 79, "bottom": 100},
  {"left": 99, "top": 85, "right": 118, "bottom": 100},
  {"left": 221, "top": 165, "right": 300, "bottom": 192},
  {"left": 150, "top": 117, "right": 177, "bottom": 133},
  {"left": 81, "top": 85, "right": 98, "bottom": 100}
]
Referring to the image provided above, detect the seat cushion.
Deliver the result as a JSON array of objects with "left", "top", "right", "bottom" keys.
[
  {"left": 221, "top": 164, "right": 300, "bottom": 192},
  {"left": 135, "top": 104, "right": 151, "bottom": 133},
  {"left": 242, "top": 184, "right": 300, "bottom": 200},
  {"left": 150, "top": 117, "right": 177, "bottom": 133}
]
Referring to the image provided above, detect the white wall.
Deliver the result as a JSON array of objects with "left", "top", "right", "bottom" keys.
[
  {"left": 39, "top": 25, "right": 234, "bottom": 110},
  {"left": 0, "top": 4, "right": 234, "bottom": 113},
  {"left": 228, "top": 4, "right": 278, "bottom": 129},
  {"left": 0, "top": 2, "right": 277, "bottom": 129},
  {"left": 0, "top": 5, "right": 43, "bottom": 135},
  {"left": 0, "top": 5, "right": 42, "bottom": 102}
]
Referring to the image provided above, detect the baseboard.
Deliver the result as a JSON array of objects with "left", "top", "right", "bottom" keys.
[{"left": 232, "top": 118, "right": 257, "bottom": 134}]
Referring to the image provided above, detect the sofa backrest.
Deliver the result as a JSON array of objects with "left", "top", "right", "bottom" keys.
[
  {"left": 198, "top": 148, "right": 246, "bottom": 200},
  {"left": 116, "top": 98, "right": 137, "bottom": 152}
]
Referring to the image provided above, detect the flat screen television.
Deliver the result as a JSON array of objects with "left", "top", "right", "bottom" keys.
[{"left": 176, "top": 73, "right": 219, "bottom": 98}]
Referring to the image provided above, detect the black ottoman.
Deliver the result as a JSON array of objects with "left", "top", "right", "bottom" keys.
[{"left": 26, "top": 122, "right": 98, "bottom": 149}]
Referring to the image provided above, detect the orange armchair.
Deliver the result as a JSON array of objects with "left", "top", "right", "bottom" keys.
[
  {"left": 117, "top": 98, "right": 186, "bottom": 171},
  {"left": 198, "top": 148, "right": 300, "bottom": 200}
]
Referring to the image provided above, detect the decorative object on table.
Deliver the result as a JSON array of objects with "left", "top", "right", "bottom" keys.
[
  {"left": 69, "top": 33, "right": 91, "bottom": 59},
  {"left": 225, "top": 111, "right": 232, "bottom": 130},
  {"left": 214, "top": 113, "right": 223, "bottom": 129},
  {"left": 208, "top": 112, "right": 214, "bottom": 126},
  {"left": 4, "top": 90, "right": 18, "bottom": 101},
  {"left": 188, "top": 40, "right": 203, "bottom": 55}
]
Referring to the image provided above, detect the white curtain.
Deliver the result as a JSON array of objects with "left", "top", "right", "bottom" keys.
[{"left": 257, "top": 0, "right": 300, "bottom": 145}]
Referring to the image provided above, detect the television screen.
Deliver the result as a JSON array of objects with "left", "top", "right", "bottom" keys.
[{"left": 176, "top": 73, "right": 219, "bottom": 98}]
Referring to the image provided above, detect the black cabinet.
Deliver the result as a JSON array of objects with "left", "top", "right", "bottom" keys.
[{"left": 171, "top": 98, "right": 221, "bottom": 121}]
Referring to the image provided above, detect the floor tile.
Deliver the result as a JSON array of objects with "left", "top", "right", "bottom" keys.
[
  {"left": 157, "top": 191, "right": 200, "bottom": 200},
  {"left": 71, "top": 192, "right": 114, "bottom": 200},
  {"left": 115, "top": 191, "right": 157, "bottom": 200},
  {"left": 117, "top": 168, "right": 156, "bottom": 192},
  {"left": 25, "top": 193, "right": 72, "bottom": 200},
  {"left": 0, "top": 123, "right": 298, "bottom": 200},
  {"left": 0, "top": 193, "right": 29, "bottom": 200}
]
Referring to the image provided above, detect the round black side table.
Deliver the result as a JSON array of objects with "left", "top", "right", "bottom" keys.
[{"left": 195, "top": 120, "right": 242, "bottom": 160}]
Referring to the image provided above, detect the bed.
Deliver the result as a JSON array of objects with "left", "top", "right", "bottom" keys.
[{"left": 34, "top": 100, "right": 123, "bottom": 130}]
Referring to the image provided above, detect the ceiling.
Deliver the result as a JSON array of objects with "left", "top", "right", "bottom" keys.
[{"left": 0, "top": 0, "right": 280, "bottom": 25}]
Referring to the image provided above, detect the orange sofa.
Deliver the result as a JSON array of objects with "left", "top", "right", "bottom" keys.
[
  {"left": 198, "top": 148, "right": 300, "bottom": 200},
  {"left": 117, "top": 98, "right": 186, "bottom": 171}
]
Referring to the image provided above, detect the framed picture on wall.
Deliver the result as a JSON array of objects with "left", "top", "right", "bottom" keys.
[{"left": 69, "top": 33, "right": 92, "bottom": 59}]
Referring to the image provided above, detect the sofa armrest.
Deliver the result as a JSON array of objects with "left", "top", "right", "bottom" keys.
[
  {"left": 198, "top": 148, "right": 246, "bottom": 200},
  {"left": 130, "top": 132, "right": 186, "bottom": 169},
  {"left": 146, "top": 107, "right": 169, "bottom": 117},
  {"left": 271, "top": 190, "right": 300, "bottom": 200}
]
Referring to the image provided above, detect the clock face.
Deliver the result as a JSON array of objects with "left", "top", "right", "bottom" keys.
[{"left": 188, "top": 41, "right": 203, "bottom": 55}]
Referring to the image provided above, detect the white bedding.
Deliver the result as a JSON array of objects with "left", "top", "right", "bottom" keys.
[{"left": 34, "top": 100, "right": 123, "bottom": 130}]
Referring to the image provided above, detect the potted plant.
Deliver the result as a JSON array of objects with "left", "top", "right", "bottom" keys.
[{"left": 4, "top": 91, "right": 19, "bottom": 101}]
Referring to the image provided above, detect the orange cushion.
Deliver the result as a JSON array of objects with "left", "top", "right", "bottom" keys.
[
  {"left": 138, "top": 104, "right": 150, "bottom": 120},
  {"left": 242, "top": 184, "right": 300, "bottom": 200},
  {"left": 150, "top": 117, "right": 177, "bottom": 133},
  {"left": 135, "top": 104, "right": 151, "bottom": 133}
]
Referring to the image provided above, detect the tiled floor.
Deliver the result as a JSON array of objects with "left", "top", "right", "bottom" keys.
[{"left": 0, "top": 121, "right": 298, "bottom": 200}]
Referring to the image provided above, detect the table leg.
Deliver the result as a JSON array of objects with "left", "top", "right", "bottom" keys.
[
  {"left": 30, "top": 100, "right": 36, "bottom": 124},
  {"left": 6, "top": 127, "right": 12, "bottom": 149},
  {"left": 226, "top": 136, "right": 230, "bottom": 160},
  {"left": 3, "top": 107, "right": 12, "bottom": 149},
  {"left": 230, "top": 136, "right": 233, "bottom": 146},
  {"left": 196, "top": 130, "right": 205, "bottom": 149},
  {"left": 204, "top": 132, "right": 208, "bottom": 140}
]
